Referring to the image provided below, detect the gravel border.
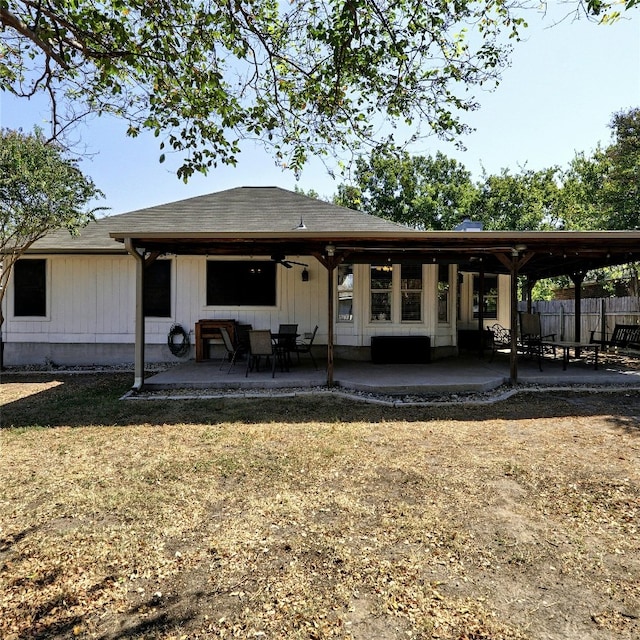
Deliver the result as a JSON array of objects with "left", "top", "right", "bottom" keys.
[{"left": 122, "top": 382, "right": 640, "bottom": 407}]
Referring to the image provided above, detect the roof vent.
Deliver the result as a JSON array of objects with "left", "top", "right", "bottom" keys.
[
  {"left": 293, "top": 216, "right": 307, "bottom": 230},
  {"left": 455, "top": 217, "right": 483, "bottom": 231}
]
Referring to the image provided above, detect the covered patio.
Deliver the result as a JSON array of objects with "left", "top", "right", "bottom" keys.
[
  {"left": 101, "top": 186, "right": 640, "bottom": 391},
  {"left": 142, "top": 350, "right": 640, "bottom": 397},
  {"left": 114, "top": 226, "right": 640, "bottom": 391}
]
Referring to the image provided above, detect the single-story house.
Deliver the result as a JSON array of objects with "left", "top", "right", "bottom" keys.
[{"left": 4, "top": 186, "right": 640, "bottom": 387}]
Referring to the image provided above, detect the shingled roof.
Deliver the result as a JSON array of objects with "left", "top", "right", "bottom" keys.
[
  {"left": 24, "top": 186, "right": 640, "bottom": 281},
  {"left": 29, "top": 186, "right": 410, "bottom": 253}
]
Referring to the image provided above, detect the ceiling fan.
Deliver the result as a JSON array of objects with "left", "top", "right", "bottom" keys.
[{"left": 271, "top": 253, "right": 308, "bottom": 269}]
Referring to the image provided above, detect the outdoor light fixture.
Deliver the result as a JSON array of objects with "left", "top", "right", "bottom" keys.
[
  {"left": 301, "top": 267, "right": 309, "bottom": 282},
  {"left": 325, "top": 244, "right": 335, "bottom": 257},
  {"left": 293, "top": 216, "right": 307, "bottom": 230}
]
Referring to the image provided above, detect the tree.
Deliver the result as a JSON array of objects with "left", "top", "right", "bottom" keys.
[
  {"left": 472, "top": 167, "right": 563, "bottom": 230},
  {"left": 558, "top": 108, "right": 640, "bottom": 231},
  {"left": 602, "top": 108, "right": 640, "bottom": 230},
  {"left": 335, "top": 149, "right": 478, "bottom": 229},
  {"left": 0, "top": 128, "right": 103, "bottom": 328},
  {"left": 1, "top": 0, "right": 532, "bottom": 180},
  {"left": 556, "top": 148, "right": 610, "bottom": 230}
]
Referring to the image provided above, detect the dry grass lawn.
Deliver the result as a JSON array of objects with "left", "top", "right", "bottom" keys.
[{"left": 1, "top": 373, "right": 639, "bottom": 640}]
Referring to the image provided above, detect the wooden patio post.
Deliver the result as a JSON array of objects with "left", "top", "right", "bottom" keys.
[
  {"left": 317, "top": 245, "right": 339, "bottom": 387},
  {"left": 571, "top": 272, "right": 585, "bottom": 343},
  {"left": 125, "top": 239, "right": 145, "bottom": 391},
  {"left": 327, "top": 261, "right": 335, "bottom": 387},
  {"left": 571, "top": 272, "right": 585, "bottom": 357},
  {"left": 477, "top": 267, "right": 485, "bottom": 356},
  {"left": 509, "top": 254, "right": 519, "bottom": 384},
  {"left": 526, "top": 276, "right": 536, "bottom": 313}
]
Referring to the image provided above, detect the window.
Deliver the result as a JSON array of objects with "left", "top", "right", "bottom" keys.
[
  {"left": 437, "top": 264, "right": 450, "bottom": 323},
  {"left": 473, "top": 274, "right": 498, "bottom": 319},
  {"left": 14, "top": 259, "right": 46, "bottom": 316},
  {"left": 337, "top": 263, "right": 354, "bottom": 322},
  {"left": 144, "top": 260, "right": 172, "bottom": 317},
  {"left": 400, "top": 262, "right": 422, "bottom": 322},
  {"left": 207, "top": 260, "right": 276, "bottom": 306},
  {"left": 370, "top": 264, "right": 392, "bottom": 321}
]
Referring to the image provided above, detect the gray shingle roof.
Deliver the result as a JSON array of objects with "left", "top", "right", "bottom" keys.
[{"left": 30, "top": 187, "right": 410, "bottom": 252}]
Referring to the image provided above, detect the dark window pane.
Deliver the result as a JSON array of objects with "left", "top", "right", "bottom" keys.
[
  {"left": 438, "top": 264, "right": 450, "bottom": 323},
  {"left": 400, "top": 262, "right": 422, "bottom": 290},
  {"left": 337, "top": 263, "right": 354, "bottom": 322},
  {"left": 370, "top": 265, "right": 393, "bottom": 289},
  {"left": 144, "top": 260, "right": 171, "bottom": 317},
  {"left": 14, "top": 259, "right": 46, "bottom": 316},
  {"left": 207, "top": 261, "right": 276, "bottom": 306}
]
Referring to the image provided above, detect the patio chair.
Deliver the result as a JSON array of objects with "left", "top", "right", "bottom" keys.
[
  {"left": 219, "top": 325, "right": 252, "bottom": 373},
  {"left": 217, "top": 327, "right": 236, "bottom": 370},
  {"left": 518, "top": 312, "right": 556, "bottom": 370},
  {"left": 293, "top": 325, "right": 319, "bottom": 369},
  {"left": 246, "top": 330, "right": 276, "bottom": 377},
  {"left": 488, "top": 323, "right": 511, "bottom": 362}
]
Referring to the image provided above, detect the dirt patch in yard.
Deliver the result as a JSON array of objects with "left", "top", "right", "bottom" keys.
[{"left": 1, "top": 374, "right": 639, "bottom": 639}]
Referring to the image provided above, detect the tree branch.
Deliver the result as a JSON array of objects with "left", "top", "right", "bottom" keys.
[{"left": 0, "top": 7, "right": 69, "bottom": 69}]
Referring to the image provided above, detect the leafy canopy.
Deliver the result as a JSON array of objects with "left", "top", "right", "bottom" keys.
[
  {"left": 0, "top": 128, "right": 103, "bottom": 324},
  {"left": 559, "top": 107, "right": 640, "bottom": 231},
  {"left": 1, "top": 0, "right": 531, "bottom": 180},
  {"left": 472, "top": 166, "right": 563, "bottom": 231},
  {"left": 334, "top": 147, "right": 477, "bottom": 229}
]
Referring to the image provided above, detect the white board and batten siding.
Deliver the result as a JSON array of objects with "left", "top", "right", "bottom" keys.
[
  {"left": 5, "top": 253, "right": 463, "bottom": 365},
  {"left": 5, "top": 255, "right": 134, "bottom": 345}
]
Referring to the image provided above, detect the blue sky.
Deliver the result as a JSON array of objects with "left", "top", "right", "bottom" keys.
[{"left": 1, "top": 6, "right": 638, "bottom": 215}]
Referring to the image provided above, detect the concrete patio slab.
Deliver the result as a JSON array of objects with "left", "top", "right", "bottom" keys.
[{"left": 143, "top": 351, "right": 640, "bottom": 396}]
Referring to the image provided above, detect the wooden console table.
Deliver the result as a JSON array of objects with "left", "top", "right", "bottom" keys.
[{"left": 195, "top": 319, "right": 237, "bottom": 362}]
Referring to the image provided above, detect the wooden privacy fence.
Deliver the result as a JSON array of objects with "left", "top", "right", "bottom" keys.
[{"left": 518, "top": 297, "right": 640, "bottom": 343}]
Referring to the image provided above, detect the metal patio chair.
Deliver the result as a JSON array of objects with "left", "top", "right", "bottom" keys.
[
  {"left": 246, "top": 330, "right": 277, "bottom": 377},
  {"left": 293, "top": 325, "right": 319, "bottom": 369}
]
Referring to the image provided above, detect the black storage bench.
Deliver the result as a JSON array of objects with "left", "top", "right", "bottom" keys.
[{"left": 370, "top": 335, "right": 431, "bottom": 364}]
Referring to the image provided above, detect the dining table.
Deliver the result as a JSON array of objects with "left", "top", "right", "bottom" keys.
[{"left": 271, "top": 331, "right": 299, "bottom": 370}]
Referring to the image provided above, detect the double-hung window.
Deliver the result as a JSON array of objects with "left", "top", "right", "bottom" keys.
[
  {"left": 400, "top": 262, "right": 422, "bottom": 322},
  {"left": 437, "top": 264, "right": 451, "bottom": 323},
  {"left": 370, "top": 262, "right": 423, "bottom": 323},
  {"left": 337, "top": 263, "right": 354, "bottom": 322},
  {"left": 370, "top": 264, "right": 393, "bottom": 322},
  {"left": 473, "top": 274, "right": 498, "bottom": 319}
]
